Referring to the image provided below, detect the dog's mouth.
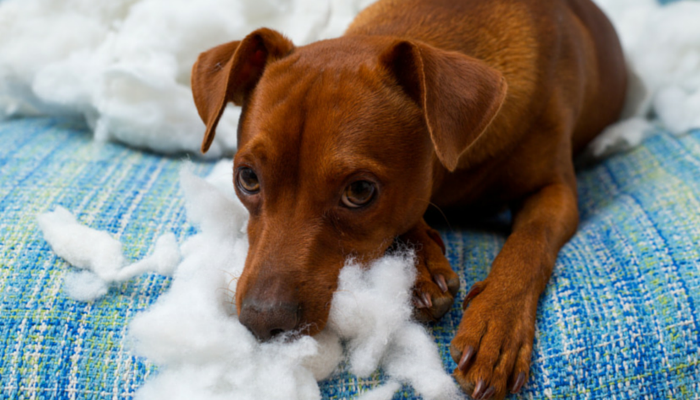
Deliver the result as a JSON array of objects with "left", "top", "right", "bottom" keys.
[{"left": 237, "top": 238, "right": 414, "bottom": 342}]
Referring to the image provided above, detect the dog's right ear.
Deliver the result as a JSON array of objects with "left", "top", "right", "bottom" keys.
[
  {"left": 191, "top": 28, "right": 294, "bottom": 153},
  {"left": 380, "top": 40, "right": 507, "bottom": 171}
]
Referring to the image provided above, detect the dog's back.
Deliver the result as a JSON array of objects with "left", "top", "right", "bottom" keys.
[{"left": 348, "top": 0, "right": 626, "bottom": 206}]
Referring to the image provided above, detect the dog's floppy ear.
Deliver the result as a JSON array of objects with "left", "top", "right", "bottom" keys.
[
  {"left": 381, "top": 41, "right": 508, "bottom": 171},
  {"left": 191, "top": 28, "right": 294, "bottom": 153}
]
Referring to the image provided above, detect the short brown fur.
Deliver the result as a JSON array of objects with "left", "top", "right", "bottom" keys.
[{"left": 191, "top": 0, "right": 626, "bottom": 398}]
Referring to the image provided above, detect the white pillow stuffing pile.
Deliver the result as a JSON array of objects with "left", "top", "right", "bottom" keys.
[
  {"left": 2, "top": 0, "right": 700, "bottom": 158},
  {"left": 37, "top": 161, "right": 461, "bottom": 400},
  {"left": 587, "top": 0, "right": 700, "bottom": 158},
  {"left": 37, "top": 208, "right": 181, "bottom": 300},
  {"left": 0, "top": 0, "right": 373, "bottom": 157}
]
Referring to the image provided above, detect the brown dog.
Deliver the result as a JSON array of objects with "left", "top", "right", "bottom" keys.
[{"left": 190, "top": 0, "right": 626, "bottom": 398}]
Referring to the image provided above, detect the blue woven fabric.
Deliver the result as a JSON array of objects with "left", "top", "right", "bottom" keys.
[{"left": 1, "top": 115, "right": 699, "bottom": 400}]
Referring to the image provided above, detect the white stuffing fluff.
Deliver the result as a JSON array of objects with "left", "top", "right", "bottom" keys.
[
  {"left": 37, "top": 206, "right": 182, "bottom": 299},
  {"left": 63, "top": 271, "right": 109, "bottom": 301},
  {"left": 584, "top": 117, "right": 658, "bottom": 160},
  {"left": 37, "top": 206, "right": 126, "bottom": 277},
  {"left": 2, "top": 0, "right": 699, "bottom": 157},
  {"left": 588, "top": 0, "right": 700, "bottom": 158},
  {"left": 0, "top": 0, "right": 373, "bottom": 157},
  {"left": 38, "top": 160, "right": 460, "bottom": 400}
]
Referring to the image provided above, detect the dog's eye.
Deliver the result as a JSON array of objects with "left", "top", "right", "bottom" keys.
[
  {"left": 342, "top": 180, "right": 376, "bottom": 208},
  {"left": 237, "top": 167, "right": 260, "bottom": 194}
]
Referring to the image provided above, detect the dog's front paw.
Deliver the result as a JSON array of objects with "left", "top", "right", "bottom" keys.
[
  {"left": 399, "top": 222, "right": 460, "bottom": 322},
  {"left": 450, "top": 280, "right": 536, "bottom": 399}
]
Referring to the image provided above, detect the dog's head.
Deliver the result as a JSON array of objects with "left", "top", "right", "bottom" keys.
[{"left": 191, "top": 28, "right": 506, "bottom": 341}]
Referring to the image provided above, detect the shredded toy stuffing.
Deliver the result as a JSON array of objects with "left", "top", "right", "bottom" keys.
[
  {"left": 37, "top": 207, "right": 181, "bottom": 297},
  {"left": 0, "top": 0, "right": 373, "bottom": 157},
  {"left": 588, "top": 0, "right": 700, "bottom": 158},
  {"left": 38, "top": 161, "right": 460, "bottom": 400},
  {"left": 2, "top": 0, "right": 699, "bottom": 158}
]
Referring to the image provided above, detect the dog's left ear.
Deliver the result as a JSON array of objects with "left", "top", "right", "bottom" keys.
[
  {"left": 191, "top": 28, "right": 295, "bottom": 153},
  {"left": 381, "top": 41, "right": 508, "bottom": 171}
]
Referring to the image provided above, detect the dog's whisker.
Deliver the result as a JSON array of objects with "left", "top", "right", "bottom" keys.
[{"left": 428, "top": 202, "right": 453, "bottom": 231}]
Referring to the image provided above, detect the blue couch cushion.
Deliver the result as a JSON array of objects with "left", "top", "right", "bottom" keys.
[{"left": 0, "top": 117, "right": 698, "bottom": 399}]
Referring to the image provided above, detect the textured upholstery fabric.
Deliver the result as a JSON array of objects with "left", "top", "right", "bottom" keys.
[{"left": 1, "top": 116, "right": 699, "bottom": 400}]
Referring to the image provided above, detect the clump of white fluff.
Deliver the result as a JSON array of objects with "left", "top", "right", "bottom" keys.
[
  {"left": 39, "top": 160, "right": 460, "bottom": 400},
  {"left": 331, "top": 256, "right": 460, "bottom": 400},
  {"left": 37, "top": 206, "right": 181, "bottom": 300},
  {"left": 37, "top": 206, "right": 126, "bottom": 276},
  {"left": 587, "top": 0, "right": 700, "bottom": 158},
  {"left": 62, "top": 271, "right": 109, "bottom": 301},
  {"left": 0, "top": 0, "right": 373, "bottom": 156},
  {"left": 331, "top": 255, "right": 418, "bottom": 377}
]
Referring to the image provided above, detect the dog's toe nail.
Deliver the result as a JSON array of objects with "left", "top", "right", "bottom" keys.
[
  {"left": 462, "top": 283, "right": 482, "bottom": 309},
  {"left": 458, "top": 345, "right": 474, "bottom": 371},
  {"left": 421, "top": 292, "right": 433, "bottom": 308},
  {"left": 481, "top": 386, "right": 496, "bottom": 400},
  {"left": 413, "top": 296, "right": 428, "bottom": 309},
  {"left": 434, "top": 274, "right": 449, "bottom": 293},
  {"left": 472, "top": 379, "right": 486, "bottom": 399},
  {"left": 512, "top": 372, "right": 527, "bottom": 393}
]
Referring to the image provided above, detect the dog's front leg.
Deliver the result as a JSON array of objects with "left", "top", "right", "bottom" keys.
[
  {"left": 451, "top": 181, "right": 579, "bottom": 400},
  {"left": 399, "top": 219, "right": 461, "bottom": 322}
]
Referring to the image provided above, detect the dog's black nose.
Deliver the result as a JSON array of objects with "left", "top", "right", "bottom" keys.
[{"left": 238, "top": 298, "right": 300, "bottom": 341}]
